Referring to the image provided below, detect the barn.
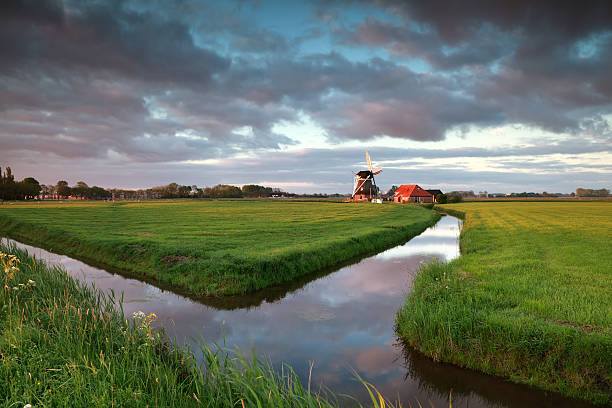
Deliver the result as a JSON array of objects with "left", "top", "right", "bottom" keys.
[
  {"left": 394, "top": 184, "right": 434, "bottom": 203},
  {"left": 426, "top": 189, "right": 443, "bottom": 202}
]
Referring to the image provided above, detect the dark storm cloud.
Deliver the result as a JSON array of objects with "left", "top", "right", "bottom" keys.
[
  {"left": 328, "top": 0, "right": 612, "bottom": 134},
  {"left": 338, "top": 17, "right": 511, "bottom": 69},
  {"left": 0, "top": 0, "right": 229, "bottom": 84},
  {"left": 0, "top": 0, "right": 300, "bottom": 162}
]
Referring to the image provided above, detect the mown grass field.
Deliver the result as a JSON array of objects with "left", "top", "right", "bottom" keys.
[
  {"left": 0, "top": 200, "right": 438, "bottom": 296},
  {"left": 1, "top": 242, "right": 373, "bottom": 407},
  {"left": 397, "top": 202, "right": 612, "bottom": 405}
]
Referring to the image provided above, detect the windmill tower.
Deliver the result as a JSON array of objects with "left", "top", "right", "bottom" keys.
[{"left": 352, "top": 151, "right": 382, "bottom": 201}]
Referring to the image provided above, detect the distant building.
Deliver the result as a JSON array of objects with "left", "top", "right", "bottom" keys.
[
  {"left": 394, "top": 184, "right": 434, "bottom": 203},
  {"left": 426, "top": 189, "right": 443, "bottom": 202}
]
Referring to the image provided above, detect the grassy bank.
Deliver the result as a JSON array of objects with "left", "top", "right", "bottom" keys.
[
  {"left": 0, "top": 200, "right": 438, "bottom": 296},
  {"left": 3, "top": 242, "right": 395, "bottom": 407},
  {"left": 397, "top": 202, "right": 612, "bottom": 405}
]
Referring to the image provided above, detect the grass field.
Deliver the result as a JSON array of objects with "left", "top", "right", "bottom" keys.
[
  {"left": 0, "top": 200, "right": 438, "bottom": 296},
  {"left": 397, "top": 202, "right": 612, "bottom": 404},
  {"left": 1, "top": 242, "right": 369, "bottom": 407}
]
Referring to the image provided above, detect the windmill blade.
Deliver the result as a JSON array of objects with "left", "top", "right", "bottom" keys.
[
  {"left": 372, "top": 167, "right": 382, "bottom": 175},
  {"left": 353, "top": 177, "right": 368, "bottom": 196},
  {"left": 365, "top": 151, "right": 373, "bottom": 172}
]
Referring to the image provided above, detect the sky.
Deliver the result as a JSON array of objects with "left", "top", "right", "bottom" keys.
[{"left": 1, "top": 0, "right": 611, "bottom": 194}]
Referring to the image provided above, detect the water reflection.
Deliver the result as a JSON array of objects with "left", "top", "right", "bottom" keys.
[{"left": 1, "top": 216, "right": 592, "bottom": 407}]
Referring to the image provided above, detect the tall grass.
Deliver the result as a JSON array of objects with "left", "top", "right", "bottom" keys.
[
  {"left": 397, "top": 202, "right": 612, "bottom": 405},
  {"left": 1, "top": 242, "right": 437, "bottom": 408},
  {"left": 0, "top": 242, "right": 342, "bottom": 407},
  {"left": 0, "top": 200, "right": 439, "bottom": 296}
]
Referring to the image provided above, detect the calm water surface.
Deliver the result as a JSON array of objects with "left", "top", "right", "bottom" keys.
[{"left": 2, "top": 216, "right": 594, "bottom": 407}]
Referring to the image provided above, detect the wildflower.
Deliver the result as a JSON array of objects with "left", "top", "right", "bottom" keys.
[
  {"left": 132, "top": 311, "right": 146, "bottom": 321},
  {"left": 27, "top": 279, "right": 36, "bottom": 286},
  {"left": 24, "top": 404, "right": 32, "bottom": 408}
]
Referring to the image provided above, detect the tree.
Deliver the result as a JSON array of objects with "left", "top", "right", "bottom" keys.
[
  {"left": 56, "top": 180, "right": 71, "bottom": 198},
  {"left": 242, "top": 184, "right": 272, "bottom": 197},
  {"left": 19, "top": 177, "right": 42, "bottom": 199},
  {"left": 178, "top": 185, "right": 192, "bottom": 198},
  {"left": 210, "top": 184, "right": 243, "bottom": 198},
  {"left": 447, "top": 192, "right": 463, "bottom": 203},
  {"left": 436, "top": 193, "right": 448, "bottom": 204},
  {"left": 73, "top": 181, "right": 89, "bottom": 198},
  {"left": 0, "top": 167, "right": 21, "bottom": 200},
  {"left": 90, "top": 186, "right": 111, "bottom": 199},
  {"left": 576, "top": 188, "right": 610, "bottom": 197}
]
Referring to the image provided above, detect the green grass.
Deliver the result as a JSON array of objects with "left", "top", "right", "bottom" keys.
[
  {"left": 397, "top": 202, "right": 612, "bottom": 405},
  {"left": 0, "top": 200, "right": 438, "bottom": 296}
]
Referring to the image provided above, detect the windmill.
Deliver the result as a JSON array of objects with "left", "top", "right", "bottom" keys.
[{"left": 352, "top": 151, "right": 382, "bottom": 201}]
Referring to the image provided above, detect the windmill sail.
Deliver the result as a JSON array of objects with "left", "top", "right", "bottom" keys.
[{"left": 366, "top": 151, "right": 373, "bottom": 171}]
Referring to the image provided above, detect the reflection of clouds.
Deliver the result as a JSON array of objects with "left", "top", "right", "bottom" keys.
[
  {"left": 375, "top": 244, "right": 459, "bottom": 262},
  {"left": 352, "top": 346, "right": 397, "bottom": 376},
  {"left": 334, "top": 258, "right": 418, "bottom": 296},
  {"left": 1, "top": 216, "right": 468, "bottom": 407},
  {"left": 375, "top": 217, "right": 461, "bottom": 262}
]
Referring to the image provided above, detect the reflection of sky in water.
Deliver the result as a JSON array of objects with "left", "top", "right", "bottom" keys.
[
  {"left": 375, "top": 219, "right": 461, "bottom": 262},
  {"left": 1, "top": 216, "right": 588, "bottom": 408}
]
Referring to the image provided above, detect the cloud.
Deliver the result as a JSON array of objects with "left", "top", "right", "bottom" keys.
[
  {"left": 0, "top": 0, "right": 610, "bottom": 192},
  {"left": 328, "top": 0, "right": 612, "bottom": 135}
]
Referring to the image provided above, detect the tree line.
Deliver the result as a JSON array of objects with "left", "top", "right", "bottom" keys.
[
  {"left": 1, "top": 167, "right": 44, "bottom": 200},
  {"left": 0, "top": 166, "right": 307, "bottom": 201},
  {"left": 144, "top": 183, "right": 294, "bottom": 199}
]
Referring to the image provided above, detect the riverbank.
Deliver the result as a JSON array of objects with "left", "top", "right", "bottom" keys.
[
  {"left": 0, "top": 200, "right": 439, "bottom": 296},
  {"left": 0, "top": 242, "right": 362, "bottom": 407},
  {"left": 396, "top": 202, "right": 612, "bottom": 405}
]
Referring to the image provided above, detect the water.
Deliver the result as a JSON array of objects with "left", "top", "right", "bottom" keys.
[{"left": 2, "top": 216, "right": 594, "bottom": 407}]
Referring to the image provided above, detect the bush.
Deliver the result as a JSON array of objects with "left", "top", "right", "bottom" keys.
[
  {"left": 447, "top": 193, "right": 463, "bottom": 203},
  {"left": 435, "top": 193, "right": 448, "bottom": 204}
]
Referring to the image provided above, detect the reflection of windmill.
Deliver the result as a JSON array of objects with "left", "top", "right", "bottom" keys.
[{"left": 352, "top": 151, "right": 382, "bottom": 201}]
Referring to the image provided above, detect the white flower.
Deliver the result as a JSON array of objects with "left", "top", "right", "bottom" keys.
[{"left": 132, "top": 311, "right": 146, "bottom": 320}]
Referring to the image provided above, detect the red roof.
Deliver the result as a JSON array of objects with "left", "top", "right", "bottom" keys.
[{"left": 394, "top": 184, "right": 433, "bottom": 197}]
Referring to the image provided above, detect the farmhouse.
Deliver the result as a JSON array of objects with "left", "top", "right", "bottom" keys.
[{"left": 394, "top": 184, "right": 433, "bottom": 203}]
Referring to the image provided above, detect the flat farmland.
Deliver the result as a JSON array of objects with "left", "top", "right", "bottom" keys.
[
  {"left": 397, "top": 202, "right": 612, "bottom": 404},
  {"left": 0, "top": 200, "right": 438, "bottom": 296}
]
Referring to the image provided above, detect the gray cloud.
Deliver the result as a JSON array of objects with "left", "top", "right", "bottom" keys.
[
  {"left": 0, "top": 0, "right": 611, "bottom": 192},
  {"left": 327, "top": 0, "right": 612, "bottom": 134}
]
